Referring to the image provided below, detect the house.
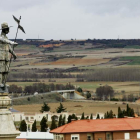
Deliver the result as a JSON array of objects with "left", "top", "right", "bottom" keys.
[
  {"left": 76, "top": 113, "right": 104, "bottom": 120},
  {"left": 12, "top": 111, "right": 73, "bottom": 122},
  {"left": 12, "top": 110, "right": 104, "bottom": 124},
  {"left": 50, "top": 118, "right": 140, "bottom": 140},
  {"left": 16, "top": 132, "right": 53, "bottom": 140}
]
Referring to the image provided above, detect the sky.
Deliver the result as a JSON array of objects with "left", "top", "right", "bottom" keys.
[{"left": 1, "top": 0, "right": 140, "bottom": 40}]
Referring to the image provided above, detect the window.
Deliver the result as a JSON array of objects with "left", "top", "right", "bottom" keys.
[
  {"left": 25, "top": 117, "right": 28, "bottom": 120},
  {"left": 106, "top": 133, "right": 112, "bottom": 140},
  {"left": 107, "top": 134, "right": 110, "bottom": 139},
  {"left": 137, "top": 132, "right": 140, "bottom": 139},
  {"left": 87, "top": 136, "right": 91, "bottom": 140},
  {"left": 124, "top": 133, "right": 130, "bottom": 140},
  {"left": 54, "top": 134, "right": 64, "bottom": 140},
  {"left": 98, "top": 138, "right": 102, "bottom": 140},
  {"left": 71, "top": 134, "right": 79, "bottom": 140},
  {"left": 72, "top": 137, "right": 78, "bottom": 140},
  {"left": 31, "top": 117, "right": 34, "bottom": 119}
]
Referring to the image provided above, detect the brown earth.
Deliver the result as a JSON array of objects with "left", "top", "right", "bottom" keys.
[
  {"left": 50, "top": 58, "right": 110, "bottom": 65},
  {"left": 39, "top": 43, "right": 65, "bottom": 48},
  {"left": 13, "top": 101, "right": 140, "bottom": 115}
]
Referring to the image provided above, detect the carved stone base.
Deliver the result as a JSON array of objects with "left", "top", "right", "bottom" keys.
[
  {"left": 0, "top": 109, "right": 20, "bottom": 140},
  {"left": 0, "top": 94, "right": 11, "bottom": 108}
]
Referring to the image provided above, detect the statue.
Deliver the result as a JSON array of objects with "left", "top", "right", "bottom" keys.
[
  {"left": 0, "top": 17, "right": 25, "bottom": 140},
  {"left": 0, "top": 22, "right": 17, "bottom": 92}
]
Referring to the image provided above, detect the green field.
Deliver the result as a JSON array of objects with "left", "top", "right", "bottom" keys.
[
  {"left": 124, "top": 45, "right": 140, "bottom": 49},
  {"left": 119, "top": 56, "right": 140, "bottom": 65}
]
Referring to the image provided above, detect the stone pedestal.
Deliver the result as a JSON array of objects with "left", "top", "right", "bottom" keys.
[{"left": 0, "top": 92, "right": 20, "bottom": 140}]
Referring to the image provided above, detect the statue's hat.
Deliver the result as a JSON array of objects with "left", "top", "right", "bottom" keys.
[{"left": 0, "top": 22, "right": 13, "bottom": 30}]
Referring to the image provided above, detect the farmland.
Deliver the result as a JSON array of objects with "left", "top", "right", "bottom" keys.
[
  {"left": 6, "top": 39, "right": 140, "bottom": 108},
  {"left": 12, "top": 45, "right": 140, "bottom": 69}
]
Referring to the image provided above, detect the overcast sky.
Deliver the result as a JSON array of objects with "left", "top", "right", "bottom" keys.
[{"left": 1, "top": 0, "right": 140, "bottom": 40}]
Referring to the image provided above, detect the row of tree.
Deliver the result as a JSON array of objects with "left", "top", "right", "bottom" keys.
[
  {"left": 9, "top": 83, "right": 75, "bottom": 94},
  {"left": 77, "top": 68, "right": 140, "bottom": 82},
  {"left": 104, "top": 104, "right": 135, "bottom": 119},
  {"left": 7, "top": 72, "right": 75, "bottom": 81},
  {"left": 118, "top": 104, "right": 135, "bottom": 118}
]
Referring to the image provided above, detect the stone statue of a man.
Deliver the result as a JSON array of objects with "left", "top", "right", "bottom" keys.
[{"left": 0, "top": 22, "right": 17, "bottom": 88}]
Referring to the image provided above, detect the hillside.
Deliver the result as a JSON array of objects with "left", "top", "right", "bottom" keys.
[{"left": 13, "top": 92, "right": 65, "bottom": 105}]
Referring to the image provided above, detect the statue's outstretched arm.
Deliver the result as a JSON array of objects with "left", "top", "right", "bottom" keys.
[{"left": 0, "top": 36, "right": 17, "bottom": 45}]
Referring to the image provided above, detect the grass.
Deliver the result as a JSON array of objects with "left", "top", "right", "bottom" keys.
[
  {"left": 124, "top": 45, "right": 140, "bottom": 49},
  {"left": 13, "top": 93, "right": 63, "bottom": 105},
  {"left": 13, "top": 101, "right": 140, "bottom": 115},
  {"left": 119, "top": 56, "right": 140, "bottom": 65},
  {"left": 16, "top": 45, "right": 37, "bottom": 50}
]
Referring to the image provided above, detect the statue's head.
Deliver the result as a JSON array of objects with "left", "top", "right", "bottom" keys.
[{"left": 1, "top": 22, "right": 12, "bottom": 34}]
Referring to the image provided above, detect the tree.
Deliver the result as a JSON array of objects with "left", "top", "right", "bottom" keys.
[
  {"left": 125, "top": 104, "right": 134, "bottom": 117},
  {"left": 118, "top": 107, "right": 124, "bottom": 118},
  {"left": 67, "top": 114, "right": 78, "bottom": 124},
  {"left": 108, "top": 110, "right": 113, "bottom": 118},
  {"left": 90, "top": 113, "right": 93, "bottom": 119},
  {"left": 62, "top": 116, "right": 65, "bottom": 126},
  {"left": 67, "top": 115, "right": 72, "bottom": 123},
  {"left": 32, "top": 120, "right": 37, "bottom": 132},
  {"left": 58, "top": 115, "right": 63, "bottom": 127},
  {"left": 19, "top": 120, "right": 27, "bottom": 132},
  {"left": 104, "top": 110, "right": 115, "bottom": 119},
  {"left": 96, "top": 114, "right": 100, "bottom": 119},
  {"left": 86, "top": 91, "right": 91, "bottom": 99},
  {"left": 40, "top": 102, "right": 50, "bottom": 113},
  {"left": 81, "top": 112, "right": 85, "bottom": 120},
  {"left": 77, "top": 87, "right": 83, "bottom": 93},
  {"left": 71, "top": 114, "right": 78, "bottom": 120},
  {"left": 50, "top": 116, "right": 57, "bottom": 130},
  {"left": 96, "top": 85, "right": 114, "bottom": 100},
  {"left": 40, "top": 117, "right": 48, "bottom": 132},
  {"left": 9, "top": 84, "right": 23, "bottom": 93},
  {"left": 56, "top": 103, "right": 67, "bottom": 113}
]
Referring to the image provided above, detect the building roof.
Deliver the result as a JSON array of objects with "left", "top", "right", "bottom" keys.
[
  {"left": 50, "top": 118, "right": 140, "bottom": 134},
  {"left": 9, "top": 108, "right": 19, "bottom": 112},
  {"left": 16, "top": 132, "right": 53, "bottom": 139}
]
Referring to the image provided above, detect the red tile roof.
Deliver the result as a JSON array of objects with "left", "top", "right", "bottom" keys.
[
  {"left": 50, "top": 118, "right": 140, "bottom": 134},
  {"left": 16, "top": 139, "right": 26, "bottom": 140}
]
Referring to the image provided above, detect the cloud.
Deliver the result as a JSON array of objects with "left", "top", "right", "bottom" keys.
[
  {"left": 0, "top": 0, "right": 140, "bottom": 39},
  {"left": 0, "top": 0, "right": 51, "bottom": 11},
  {"left": 73, "top": 0, "right": 140, "bottom": 17}
]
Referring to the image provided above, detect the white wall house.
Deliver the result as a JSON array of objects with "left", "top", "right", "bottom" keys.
[
  {"left": 77, "top": 112, "right": 104, "bottom": 120},
  {"left": 16, "top": 132, "right": 53, "bottom": 140},
  {"left": 12, "top": 111, "right": 104, "bottom": 122},
  {"left": 12, "top": 111, "right": 73, "bottom": 122}
]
